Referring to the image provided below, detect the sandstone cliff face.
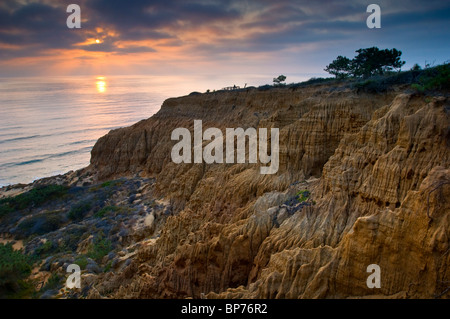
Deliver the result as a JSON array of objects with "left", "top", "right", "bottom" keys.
[{"left": 87, "top": 83, "right": 449, "bottom": 299}]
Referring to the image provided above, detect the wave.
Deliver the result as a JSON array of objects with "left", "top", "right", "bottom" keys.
[
  {"left": 50, "top": 146, "right": 93, "bottom": 159},
  {"left": 68, "top": 139, "right": 97, "bottom": 146},
  {"left": 0, "top": 126, "right": 121, "bottom": 146},
  {"left": 15, "top": 158, "right": 44, "bottom": 166},
  {"left": 0, "top": 147, "right": 33, "bottom": 154},
  {"left": 0, "top": 134, "right": 41, "bottom": 144},
  {"left": 0, "top": 146, "right": 93, "bottom": 170},
  {"left": 0, "top": 75, "right": 167, "bottom": 187}
]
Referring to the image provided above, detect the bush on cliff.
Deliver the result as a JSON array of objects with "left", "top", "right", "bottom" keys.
[
  {"left": 0, "top": 185, "right": 68, "bottom": 218},
  {"left": 68, "top": 201, "right": 92, "bottom": 221},
  {"left": 411, "top": 62, "right": 450, "bottom": 92},
  {"left": 34, "top": 240, "right": 56, "bottom": 257},
  {"left": 40, "top": 273, "right": 62, "bottom": 293},
  {"left": 17, "top": 211, "right": 66, "bottom": 237},
  {"left": 351, "top": 64, "right": 447, "bottom": 93},
  {"left": 295, "top": 190, "right": 310, "bottom": 203},
  {"left": 87, "top": 236, "right": 112, "bottom": 263},
  {"left": 94, "top": 205, "right": 119, "bottom": 218},
  {"left": 0, "top": 243, "right": 33, "bottom": 297}
]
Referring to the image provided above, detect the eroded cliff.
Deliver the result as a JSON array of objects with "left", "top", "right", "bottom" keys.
[{"left": 86, "top": 82, "right": 449, "bottom": 299}]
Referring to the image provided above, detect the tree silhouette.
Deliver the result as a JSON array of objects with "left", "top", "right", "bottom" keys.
[
  {"left": 352, "top": 47, "right": 405, "bottom": 78},
  {"left": 325, "top": 47, "right": 406, "bottom": 78},
  {"left": 324, "top": 56, "right": 352, "bottom": 79},
  {"left": 273, "top": 75, "right": 287, "bottom": 86}
]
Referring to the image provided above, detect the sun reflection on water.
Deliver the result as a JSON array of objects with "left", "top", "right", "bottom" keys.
[{"left": 96, "top": 76, "right": 106, "bottom": 93}]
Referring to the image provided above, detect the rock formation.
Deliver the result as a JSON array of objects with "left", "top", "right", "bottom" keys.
[{"left": 85, "top": 82, "right": 449, "bottom": 299}]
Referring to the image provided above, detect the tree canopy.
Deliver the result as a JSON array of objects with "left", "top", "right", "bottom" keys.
[
  {"left": 325, "top": 47, "right": 405, "bottom": 78},
  {"left": 273, "top": 75, "right": 287, "bottom": 85},
  {"left": 324, "top": 56, "right": 352, "bottom": 79}
]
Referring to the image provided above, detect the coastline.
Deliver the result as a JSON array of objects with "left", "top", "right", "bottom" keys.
[{"left": 0, "top": 79, "right": 449, "bottom": 299}]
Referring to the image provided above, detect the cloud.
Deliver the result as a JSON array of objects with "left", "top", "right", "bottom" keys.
[
  {"left": 0, "top": 2, "right": 83, "bottom": 48},
  {"left": 80, "top": 41, "right": 156, "bottom": 54},
  {"left": 0, "top": 0, "right": 449, "bottom": 76}
]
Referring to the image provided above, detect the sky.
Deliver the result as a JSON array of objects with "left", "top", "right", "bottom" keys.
[{"left": 0, "top": 0, "right": 449, "bottom": 84}]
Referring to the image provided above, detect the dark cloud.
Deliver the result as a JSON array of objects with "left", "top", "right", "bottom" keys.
[
  {"left": 0, "top": 1, "right": 85, "bottom": 58},
  {"left": 85, "top": 0, "right": 241, "bottom": 42},
  {"left": 0, "top": 0, "right": 242, "bottom": 59},
  {"left": 0, "top": 0, "right": 448, "bottom": 74},
  {"left": 88, "top": 0, "right": 240, "bottom": 26}
]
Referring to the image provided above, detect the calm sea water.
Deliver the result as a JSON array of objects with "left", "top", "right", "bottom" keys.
[
  {"left": 0, "top": 73, "right": 300, "bottom": 187},
  {"left": 0, "top": 76, "right": 198, "bottom": 187}
]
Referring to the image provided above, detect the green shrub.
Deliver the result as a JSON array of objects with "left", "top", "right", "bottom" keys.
[
  {"left": 89, "top": 180, "right": 123, "bottom": 193},
  {"left": 295, "top": 190, "right": 310, "bottom": 203},
  {"left": 353, "top": 78, "right": 389, "bottom": 93},
  {"left": 0, "top": 243, "right": 33, "bottom": 296},
  {"left": 74, "top": 256, "right": 88, "bottom": 270},
  {"left": 412, "top": 63, "right": 450, "bottom": 91},
  {"left": 411, "top": 83, "right": 425, "bottom": 93},
  {"left": 54, "top": 226, "right": 88, "bottom": 253},
  {"left": 257, "top": 84, "right": 272, "bottom": 91},
  {"left": 0, "top": 205, "right": 14, "bottom": 218},
  {"left": 34, "top": 240, "right": 55, "bottom": 257},
  {"left": 303, "top": 77, "right": 335, "bottom": 85},
  {"left": 17, "top": 211, "right": 65, "bottom": 237},
  {"left": 94, "top": 206, "right": 119, "bottom": 218},
  {"left": 41, "top": 273, "right": 61, "bottom": 292},
  {"left": 68, "top": 201, "right": 92, "bottom": 221},
  {"left": 411, "top": 63, "right": 422, "bottom": 71},
  {"left": 0, "top": 185, "right": 68, "bottom": 218},
  {"left": 87, "top": 237, "right": 112, "bottom": 263},
  {"left": 7, "top": 279, "right": 36, "bottom": 298},
  {"left": 104, "top": 261, "right": 112, "bottom": 273},
  {"left": 101, "top": 181, "right": 113, "bottom": 188}
]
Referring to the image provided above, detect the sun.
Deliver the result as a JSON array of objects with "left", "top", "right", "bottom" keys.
[{"left": 95, "top": 39, "right": 100, "bottom": 44}]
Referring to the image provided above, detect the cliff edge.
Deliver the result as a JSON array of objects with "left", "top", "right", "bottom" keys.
[{"left": 85, "top": 82, "right": 449, "bottom": 299}]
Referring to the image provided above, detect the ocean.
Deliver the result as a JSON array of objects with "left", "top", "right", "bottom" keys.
[
  {"left": 0, "top": 74, "right": 296, "bottom": 187},
  {"left": 0, "top": 75, "right": 199, "bottom": 187}
]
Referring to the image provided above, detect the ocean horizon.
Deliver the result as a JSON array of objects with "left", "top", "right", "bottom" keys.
[
  {"left": 0, "top": 75, "right": 194, "bottom": 187},
  {"left": 0, "top": 74, "right": 289, "bottom": 187}
]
